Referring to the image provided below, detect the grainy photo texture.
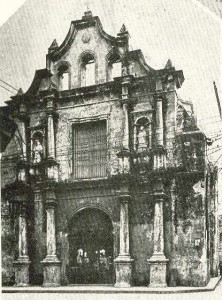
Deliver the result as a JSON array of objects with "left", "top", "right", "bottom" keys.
[{"left": 0, "top": 0, "right": 222, "bottom": 299}]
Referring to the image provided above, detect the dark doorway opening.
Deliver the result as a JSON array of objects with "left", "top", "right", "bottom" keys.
[{"left": 68, "top": 208, "right": 114, "bottom": 284}]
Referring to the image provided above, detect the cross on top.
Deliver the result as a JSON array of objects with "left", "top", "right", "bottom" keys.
[{"left": 84, "top": 0, "right": 90, "bottom": 11}]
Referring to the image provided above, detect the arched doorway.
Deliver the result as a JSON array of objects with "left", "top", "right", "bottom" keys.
[{"left": 67, "top": 208, "right": 114, "bottom": 284}]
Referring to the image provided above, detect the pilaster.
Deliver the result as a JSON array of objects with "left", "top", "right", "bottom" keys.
[
  {"left": 148, "top": 178, "right": 168, "bottom": 287},
  {"left": 33, "top": 184, "right": 44, "bottom": 283},
  {"left": 156, "top": 96, "right": 164, "bottom": 146},
  {"left": 169, "top": 178, "right": 177, "bottom": 286},
  {"left": 14, "top": 200, "right": 30, "bottom": 287},
  {"left": 16, "top": 101, "right": 29, "bottom": 181},
  {"left": 114, "top": 187, "right": 133, "bottom": 288},
  {"left": 148, "top": 83, "right": 168, "bottom": 287},
  {"left": 153, "top": 94, "right": 167, "bottom": 170},
  {"left": 120, "top": 75, "right": 133, "bottom": 149},
  {"left": 41, "top": 186, "right": 61, "bottom": 287},
  {"left": 46, "top": 95, "right": 56, "bottom": 160},
  {"left": 17, "top": 101, "right": 29, "bottom": 161},
  {"left": 44, "top": 93, "right": 59, "bottom": 181}
]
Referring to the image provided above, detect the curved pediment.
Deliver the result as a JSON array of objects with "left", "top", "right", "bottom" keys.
[
  {"left": 48, "top": 11, "right": 120, "bottom": 62},
  {"left": 5, "top": 69, "right": 53, "bottom": 106},
  {"left": 25, "top": 69, "right": 53, "bottom": 96},
  {"left": 128, "top": 49, "right": 155, "bottom": 74}
]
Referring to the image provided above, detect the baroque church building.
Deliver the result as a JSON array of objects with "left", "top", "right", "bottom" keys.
[{"left": 1, "top": 11, "right": 219, "bottom": 287}]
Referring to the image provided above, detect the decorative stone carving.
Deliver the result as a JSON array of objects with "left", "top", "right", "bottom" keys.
[
  {"left": 120, "top": 24, "right": 127, "bottom": 33},
  {"left": 33, "top": 139, "right": 43, "bottom": 164},
  {"left": 122, "top": 66, "right": 128, "bottom": 76},
  {"left": 82, "top": 33, "right": 91, "bottom": 43},
  {"left": 137, "top": 125, "right": 147, "bottom": 150},
  {"left": 176, "top": 105, "right": 184, "bottom": 131},
  {"left": 32, "top": 131, "right": 44, "bottom": 164}
]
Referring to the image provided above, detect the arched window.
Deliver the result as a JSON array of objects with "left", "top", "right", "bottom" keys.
[
  {"left": 134, "top": 117, "right": 152, "bottom": 151},
  {"left": 81, "top": 53, "right": 95, "bottom": 87},
  {"left": 58, "top": 64, "right": 69, "bottom": 91},
  {"left": 107, "top": 53, "right": 121, "bottom": 81}
]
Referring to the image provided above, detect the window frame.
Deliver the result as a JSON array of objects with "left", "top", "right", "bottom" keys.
[
  {"left": 72, "top": 117, "right": 109, "bottom": 180},
  {"left": 56, "top": 62, "right": 71, "bottom": 91},
  {"left": 106, "top": 52, "right": 122, "bottom": 82},
  {"left": 79, "top": 51, "right": 97, "bottom": 87}
]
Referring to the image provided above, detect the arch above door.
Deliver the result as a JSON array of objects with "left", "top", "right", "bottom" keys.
[{"left": 67, "top": 208, "right": 114, "bottom": 284}]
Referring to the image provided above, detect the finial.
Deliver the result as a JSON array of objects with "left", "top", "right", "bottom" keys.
[
  {"left": 17, "top": 88, "right": 24, "bottom": 95},
  {"left": 83, "top": 1, "right": 93, "bottom": 18},
  {"left": 165, "top": 59, "right": 173, "bottom": 69},
  {"left": 120, "top": 24, "right": 128, "bottom": 33},
  {"left": 84, "top": 0, "right": 89, "bottom": 10},
  {"left": 117, "top": 24, "right": 129, "bottom": 37},
  {"left": 48, "top": 39, "right": 58, "bottom": 52}
]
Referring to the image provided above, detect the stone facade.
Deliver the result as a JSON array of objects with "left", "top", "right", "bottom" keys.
[{"left": 1, "top": 11, "right": 219, "bottom": 287}]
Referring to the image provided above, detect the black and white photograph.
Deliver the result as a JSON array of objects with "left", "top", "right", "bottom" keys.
[{"left": 0, "top": 1, "right": 222, "bottom": 299}]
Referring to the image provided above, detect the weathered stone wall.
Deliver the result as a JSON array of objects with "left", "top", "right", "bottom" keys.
[
  {"left": 1, "top": 121, "right": 21, "bottom": 285},
  {"left": 166, "top": 179, "right": 208, "bottom": 286},
  {"left": 51, "top": 26, "right": 117, "bottom": 88},
  {"left": 1, "top": 208, "right": 17, "bottom": 285},
  {"left": 56, "top": 96, "right": 125, "bottom": 180},
  {"left": 129, "top": 59, "right": 148, "bottom": 77},
  {"left": 219, "top": 215, "right": 222, "bottom": 273},
  {"left": 130, "top": 184, "right": 154, "bottom": 285},
  {"left": 1, "top": 120, "right": 22, "bottom": 179},
  {"left": 206, "top": 166, "right": 219, "bottom": 277}
]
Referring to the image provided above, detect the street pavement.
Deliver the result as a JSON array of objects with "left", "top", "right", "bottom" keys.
[{"left": 2, "top": 279, "right": 222, "bottom": 300}]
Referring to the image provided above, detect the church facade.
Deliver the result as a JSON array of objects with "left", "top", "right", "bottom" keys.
[{"left": 1, "top": 11, "right": 219, "bottom": 287}]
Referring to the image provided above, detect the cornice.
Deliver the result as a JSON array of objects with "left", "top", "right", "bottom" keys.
[{"left": 55, "top": 177, "right": 114, "bottom": 191}]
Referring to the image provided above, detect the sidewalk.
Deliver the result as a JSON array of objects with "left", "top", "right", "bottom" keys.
[{"left": 2, "top": 276, "right": 221, "bottom": 294}]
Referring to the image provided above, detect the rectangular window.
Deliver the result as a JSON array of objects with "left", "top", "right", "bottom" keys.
[{"left": 73, "top": 121, "right": 107, "bottom": 179}]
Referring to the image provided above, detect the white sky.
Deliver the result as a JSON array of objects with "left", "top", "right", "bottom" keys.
[
  {"left": 0, "top": 0, "right": 26, "bottom": 26},
  {"left": 0, "top": 0, "right": 221, "bottom": 164},
  {"left": 0, "top": 0, "right": 221, "bottom": 137}
]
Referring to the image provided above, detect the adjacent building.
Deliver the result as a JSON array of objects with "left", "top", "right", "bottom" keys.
[{"left": 1, "top": 11, "right": 220, "bottom": 287}]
